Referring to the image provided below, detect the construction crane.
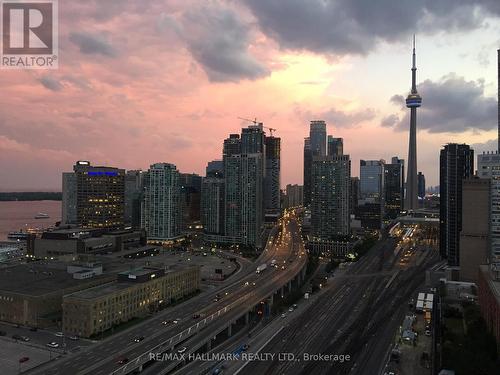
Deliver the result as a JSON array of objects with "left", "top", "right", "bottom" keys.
[{"left": 237, "top": 117, "right": 277, "bottom": 136}]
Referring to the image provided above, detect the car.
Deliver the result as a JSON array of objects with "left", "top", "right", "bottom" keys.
[
  {"left": 292, "top": 304, "right": 298, "bottom": 309},
  {"left": 281, "top": 313, "right": 286, "bottom": 318},
  {"left": 134, "top": 336, "right": 145, "bottom": 343},
  {"left": 17, "top": 335, "right": 30, "bottom": 342},
  {"left": 46, "top": 342, "right": 59, "bottom": 348},
  {"left": 192, "top": 314, "right": 200, "bottom": 319},
  {"left": 12, "top": 334, "right": 22, "bottom": 340},
  {"left": 29, "top": 327, "right": 37, "bottom": 332},
  {"left": 288, "top": 307, "right": 294, "bottom": 312},
  {"left": 117, "top": 357, "right": 129, "bottom": 365},
  {"left": 55, "top": 332, "right": 64, "bottom": 337},
  {"left": 161, "top": 320, "right": 172, "bottom": 325},
  {"left": 68, "top": 335, "right": 79, "bottom": 341},
  {"left": 177, "top": 346, "right": 187, "bottom": 354},
  {"left": 425, "top": 330, "right": 431, "bottom": 336},
  {"left": 173, "top": 319, "right": 181, "bottom": 324}
]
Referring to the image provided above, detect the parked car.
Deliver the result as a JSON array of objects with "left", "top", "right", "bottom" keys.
[
  {"left": 134, "top": 336, "right": 144, "bottom": 343},
  {"left": 46, "top": 342, "right": 59, "bottom": 348},
  {"left": 117, "top": 357, "right": 128, "bottom": 365},
  {"left": 12, "top": 334, "right": 29, "bottom": 342},
  {"left": 68, "top": 335, "right": 79, "bottom": 341},
  {"left": 55, "top": 332, "right": 64, "bottom": 337},
  {"left": 177, "top": 347, "right": 187, "bottom": 354}
]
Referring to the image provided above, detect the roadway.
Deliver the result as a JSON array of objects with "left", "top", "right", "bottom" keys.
[
  {"left": 28, "top": 210, "right": 306, "bottom": 375},
  {"left": 135, "top": 213, "right": 307, "bottom": 374}
]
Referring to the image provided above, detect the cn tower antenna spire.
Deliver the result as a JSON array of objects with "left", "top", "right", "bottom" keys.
[{"left": 411, "top": 34, "right": 417, "bottom": 93}]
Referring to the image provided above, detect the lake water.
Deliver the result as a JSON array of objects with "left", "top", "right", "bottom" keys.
[{"left": 0, "top": 200, "right": 61, "bottom": 240}]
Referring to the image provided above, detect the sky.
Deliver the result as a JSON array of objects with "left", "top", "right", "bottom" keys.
[{"left": 0, "top": 0, "right": 499, "bottom": 191}]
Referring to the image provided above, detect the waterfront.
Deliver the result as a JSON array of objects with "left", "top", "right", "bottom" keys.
[{"left": 0, "top": 200, "right": 61, "bottom": 240}]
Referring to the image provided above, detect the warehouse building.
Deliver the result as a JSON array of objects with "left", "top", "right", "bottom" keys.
[
  {"left": 0, "top": 263, "right": 114, "bottom": 328},
  {"left": 62, "top": 266, "right": 200, "bottom": 337}
]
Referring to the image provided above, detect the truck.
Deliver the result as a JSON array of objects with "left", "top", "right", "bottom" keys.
[
  {"left": 425, "top": 310, "right": 432, "bottom": 323},
  {"left": 256, "top": 264, "right": 267, "bottom": 274},
  {"left": 416, "top": 300, "right": 424, "bottom": 313}
]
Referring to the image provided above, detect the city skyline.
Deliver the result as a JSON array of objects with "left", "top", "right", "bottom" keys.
[{"left": 1, "top": 1, "right": 500, "bottom": 191}]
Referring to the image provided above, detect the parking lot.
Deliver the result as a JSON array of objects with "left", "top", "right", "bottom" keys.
[
  {"left": 0, "top": 337, "right": 58, "bottom": 375},
  {"left": 0, "top": 323, "right": 92, "bottom": 353}
]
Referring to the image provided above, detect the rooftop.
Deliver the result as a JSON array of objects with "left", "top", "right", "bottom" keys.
[
  {"left": 65, "top": 265, "right": 196, "bottom": 301},
  {"left": 64, "top": 281, "right": 132, "bottom": 300},
  {"left": 0, "top": 264, "right": 112, "bottom": 296}
]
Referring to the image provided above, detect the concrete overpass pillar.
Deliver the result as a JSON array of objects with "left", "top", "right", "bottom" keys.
[
  {"left": 138, "top": 365, "right": 143, "bottom": 372},
  {"left": 288, "top": 280, "right": 292, "bottom": 291},
  {"left": 227, "top": 323, "right": 232, "bottom": 337}
]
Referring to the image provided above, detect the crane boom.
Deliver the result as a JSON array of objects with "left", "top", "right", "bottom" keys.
[{"left": 237, "top": 116, "right": 277, "bottom": 136}]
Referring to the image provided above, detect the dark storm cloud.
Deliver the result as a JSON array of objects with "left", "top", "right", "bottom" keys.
[
  {"left": 69, "top": 32, "right": 117, "bottom": 57},
  {"left": 160, "top": 5, "right": 269, "bottom": 82},
  {"left": 321, "top": 107, "right": 376, "bottom": 128},
  {"left": 243, "top": 0, "right": 498, "bottom": 55},
  {"left": 385, "top": 74, "right": 497, "bottom": 133},
  {"left": 38, "top": 76, "right": 63, "bottom": 91},
  {"left": 381, "top": 114, "right": 400, "bottom": 128}
]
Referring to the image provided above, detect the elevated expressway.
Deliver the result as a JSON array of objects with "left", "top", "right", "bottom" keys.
[{"left": 30, "top": 211, "right": 307, "bottom": 375}]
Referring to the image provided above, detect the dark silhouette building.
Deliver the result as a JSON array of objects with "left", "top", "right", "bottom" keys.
[
  {"left": 327, "top": 136, "right": 343, "bottom": 157},
  {"left": 385, "top": 157, "right": 405, "bottom": 219},
  {"left": 303, "top": 137, "right": 312, "bottom": 205},
  {"left": 440, "top": 144, "right": 474, "bottom": 267},
  {"left": 417, "top": 172, "right": 426, "bottom": 199}
]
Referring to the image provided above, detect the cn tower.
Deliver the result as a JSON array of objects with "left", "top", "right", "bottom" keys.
[{"left": 405, "top": 35, "right": 422, "bottom": 210}]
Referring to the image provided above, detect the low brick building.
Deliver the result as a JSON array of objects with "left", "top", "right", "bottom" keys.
[
  {"left": 0, "top": 263, "right": 114, "bottom": 328},
  {"left": 62, "top": 266, "right": 200, "bottom": 338}
]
